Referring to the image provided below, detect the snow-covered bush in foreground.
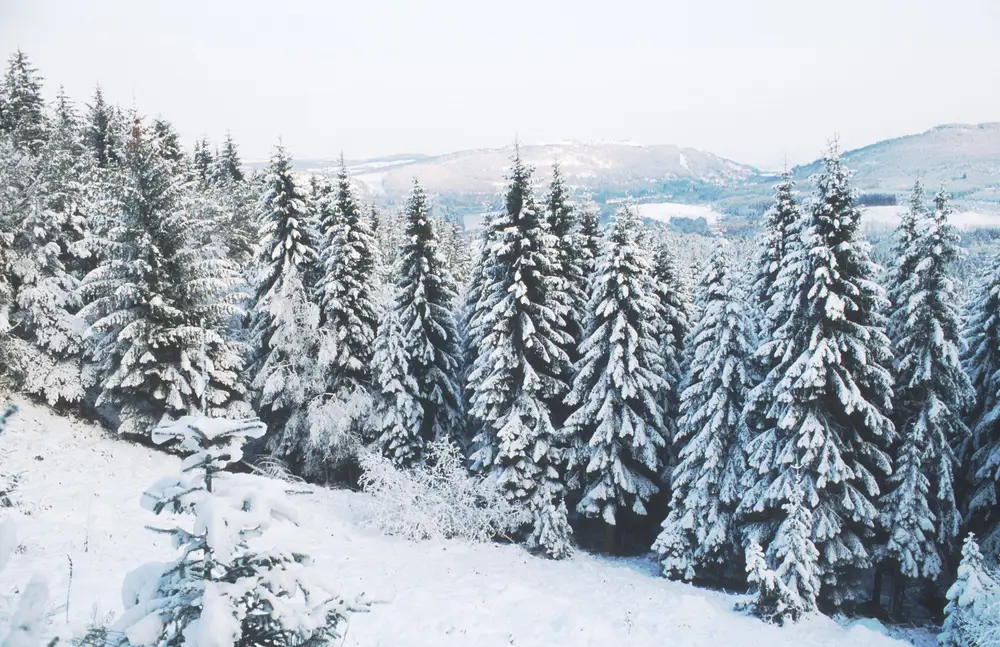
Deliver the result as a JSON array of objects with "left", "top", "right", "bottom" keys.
[
  {"left": 110, "top": 416, "right": 351, "bottom": 647},
  {"left": 358, "top": 441, "right": 524, "bottom": 543},
  {"left": 940, "top": 534, "right": 1000, "bottom": 647}
]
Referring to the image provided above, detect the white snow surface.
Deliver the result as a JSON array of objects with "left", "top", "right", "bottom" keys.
[
  {"left": 861, "top": 205, "right": 1000, "bottom": 232},
  {"left": 0, "top": 395, "right": 928, "bottom": 647}
]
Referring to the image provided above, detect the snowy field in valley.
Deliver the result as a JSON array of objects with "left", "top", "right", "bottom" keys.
[
  {"left": 0, "top": 396, "right": 932, "bottom": 647},
  {"left": 635, "top": 202, "right": 727, "bottom": 227},
  {"left": 861, "top": 205, "right": 1000, "bottom": 232}
]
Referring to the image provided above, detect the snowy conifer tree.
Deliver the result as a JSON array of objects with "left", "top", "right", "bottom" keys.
[
  {"left": 742, "top": 470, "right": 821, "bottom": 625},
  {"left": 881, "top": 188, "right": 973, "bottom": 596},
  {"left": 545, "top": 163, "right": 587, "bottom": 373},
  {"left": 654, "top": 247, "right": 755, "bottom": 582},
  {"left": 739, "top": 145, "right": 895, "bottom": 607},
  {"left": 564, "top": 203, "right": 666, "bottom": 538},
  {"left": 940, "top": 534, "right": 1000, "bottom": 647},
  {"left": 961, "top": 243, "right": 1000, "bottom": 560},
  {"left": 84, "top": 86, "right": 121, "bottom": 169},
  {"left": 80, "top": 118, "right": 250, "bottom": 437},
  {"left": 248, "top": 144, "right": 317, "bottom": 371},
  {"left": 650, "top": 235, "right": 690, "bottom": 469},
  {"left": 1, "top": 50, "right": 47, "bottom": 154},
  {"left": 112, "top": 416, "right": 350, "bottom": 647},
  {"left": 152, "top": 118, "right": 186, "bottom": 173},
  {"left": 371, "top": 180, "right": 463, "bottom": 466},
  {"left": 2, "top": 88, "right": 92, "bottom": 404},
  {"left": 466, "top": 149, "right": 573, "bottom": 558},
  {"left": 192, "top": 137, "right": 214, "bottom": 188},
  {"left": 212, "top": 132, "right": 244, "bottom": 185},
  {"left": 315, "top": 157, "right": 378, "bottom": 395},
  {"left": 749, "top": 171, "right": 802, "bottom": 321},
  {"left": 576, "top": 194, "right": 602, "bottom": 279}
]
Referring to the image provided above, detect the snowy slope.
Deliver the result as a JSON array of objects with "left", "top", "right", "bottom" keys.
[{"left": 0, "top": 395, "right": 927, "bottom": 647}]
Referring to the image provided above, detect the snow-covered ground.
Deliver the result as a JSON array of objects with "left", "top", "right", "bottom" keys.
[{"left": 0, "top": 395, "right": 931, "bottom": 647}]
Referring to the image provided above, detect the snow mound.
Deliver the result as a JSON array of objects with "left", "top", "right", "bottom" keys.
[{"left": 0, "top": 394, "right": 924, "bottom": 646}]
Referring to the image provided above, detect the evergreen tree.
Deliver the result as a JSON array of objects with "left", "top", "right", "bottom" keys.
[
  {"left": 544, "top": 162, "right": 587, "bottom": 371},
  {"left": 743, "top": 471, "right": 821, "bottom": 625},
  {"left": 466, "top": 150, "right": 573, "bottom": 558},
  {"left": 192, "top": 137, "right": 214, "bottom": 188},
  {"left": 1, "top": 88, "right": 92, "bottom": 405},
  {"left": 739, "top": 145, "right": 895, "bottom": 608},
  {"left": 80, "top": 119, "right": 249, "bottom": 437},
  {"left": 315, "top": 157, "right": 378, "bottom": 395},
  {"left": 881, "top": 187, "right": 973, "bottom": 595},
  {"left": 940, "top": 534, "right": 1000, "bottom": 647},
  {"left": 113, "top": 416, "right": 349, "bottom": 647},
  {"left": 152, "top": 117, "right": 185, "bottom": 171},
  {"left": 654, "top": 247, "right": 755, "bottom": 581},
  {"left": 1, "top": 50, "right": 46, "bottom": 154},
  {"left": 371, "top": 180, "right": 463, "bottom": 466},
  {"left": 212, "top": 132, "right": 245, "bottom": 184},
  {"left": 563, "top": 203, "right": 666, "bottom": 538},
  {"left": 749, "top": 171, "right": 802, "bottom": 319},
  {"left": 650, "top": 236, "right": 690, "bottom": 470},
  {"left": 249, "top": 144, "right": 317, "bottom": 326},
  {"left": 84, "top": 86, "right": 121, "bottom": 169},
  {"left": 576, "top": 194, "right": 602, "bottom": 279}
]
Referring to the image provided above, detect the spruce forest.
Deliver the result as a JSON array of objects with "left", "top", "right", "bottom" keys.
[{"left": 0, "top": 47, "right": 998, "bottom": 647}]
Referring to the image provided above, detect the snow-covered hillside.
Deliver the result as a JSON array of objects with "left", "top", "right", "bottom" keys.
[{"left": 0, "top": 396, "right": 930, "bottom": 647}]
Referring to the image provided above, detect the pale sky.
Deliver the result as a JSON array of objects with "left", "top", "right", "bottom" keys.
[{"left": 2, "top": 0, "right": 999, "bottom": 169}]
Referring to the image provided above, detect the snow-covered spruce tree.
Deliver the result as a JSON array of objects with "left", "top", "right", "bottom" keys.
[
  {"left": 437, "top": 215, "right": 473, "bottom": 287},
  {"left": 458, "top": 212, "right": 499, "bottom": 461},
  {"left": 881, "top": 188, "right": 973, "bottom": 603},
  {"left": 248, "top": 146, "right": 323, "bottom": 461},
  {"left": 576, "top": 194, "right": 602, "bottom": 279},
  {"left": 563, "top": 203, "right": 666, "bottom": 545},
  {"left": 748, "top": 171, "right": 802, "bottom": 322},
  {"left": 741, "top": 470, "right": 821, "bottom": 625},
  {"left": 885, "top": 182, "right": 927, "bottom": 344},
  {"left": 653, "top": 247, "right": 755, "bottom": 582},
  {"left": 315, "top": 157, "right": 378, "bottom": 396},
  {"left": 739, "top": 171, "right": 804, "bottom": 540},
  {"left": 739, "top": 145, "right": 896, "bottom": 608},
  {"left": 152, "top": 118, "right": 186, "bottom": 174},
  {"left": 650, "top": 235, "right": 690, "bottom": 470},
  {"left": 79, "top": 118, "right": 250, "bottom": 437},
  {"left": 962, "top": 247, "right": 1000, "bottom": 560},
  {"left": 84, "top": 86, "right": 122, "bottom": 169},
  {"left": 466, "top": 150, "right": 573, "bottom": 558},
  {"left": 247, "top": 144, "right": 317, "bottom": 375},
  {"left": 940, "top": 534, "right": 1000, "bottom": 647},
  {"left": 371, "top": 180, "right": 463, "bottom": 467},
  {"left": 192, "top": 137, "right": 214, "bottom": 188},
  {"left": 1, "top": 50, "right": 47, "bottom": 155},
  {"left": 545, "top": 163, "right": 587, "bottom": 371},
  {"left": 112, "top": 416, "right": 350, "bottom": 647},
  {"left": 212, "top": 132, "right": 245, "bottom": 185},
  {"left": 2, "top": 88, "right": 93, "bottom": 405}
]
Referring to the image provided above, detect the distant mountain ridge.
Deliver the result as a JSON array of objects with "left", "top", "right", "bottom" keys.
[
  {"left": 790, "top": 123, "right": 1000, "bottom": 203},
  {"left": 274, "top": 122, "right": 1000, "bottom": 218}
]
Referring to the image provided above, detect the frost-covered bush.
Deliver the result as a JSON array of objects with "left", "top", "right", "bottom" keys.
[
  {"left": 111, "top": 416, "right": 351, "bottom": 647},
  {"left": 358, "top": 441, "right": 523, "bottom": 543}
]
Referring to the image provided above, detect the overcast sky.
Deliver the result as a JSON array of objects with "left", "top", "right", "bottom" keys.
[{"left": 2, "top": 0, "right": 999, "bottom": 168}]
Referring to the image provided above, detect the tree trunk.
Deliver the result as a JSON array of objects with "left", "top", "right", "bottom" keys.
[
  {"left": 890, "top": 570, "right": 906, "bottom": 620},
  {"left": 604, "top": 523, "right": 617, "bottom": 555},
  {"left": 871, "top": 563, "right": 885, "bottom": 606}
]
